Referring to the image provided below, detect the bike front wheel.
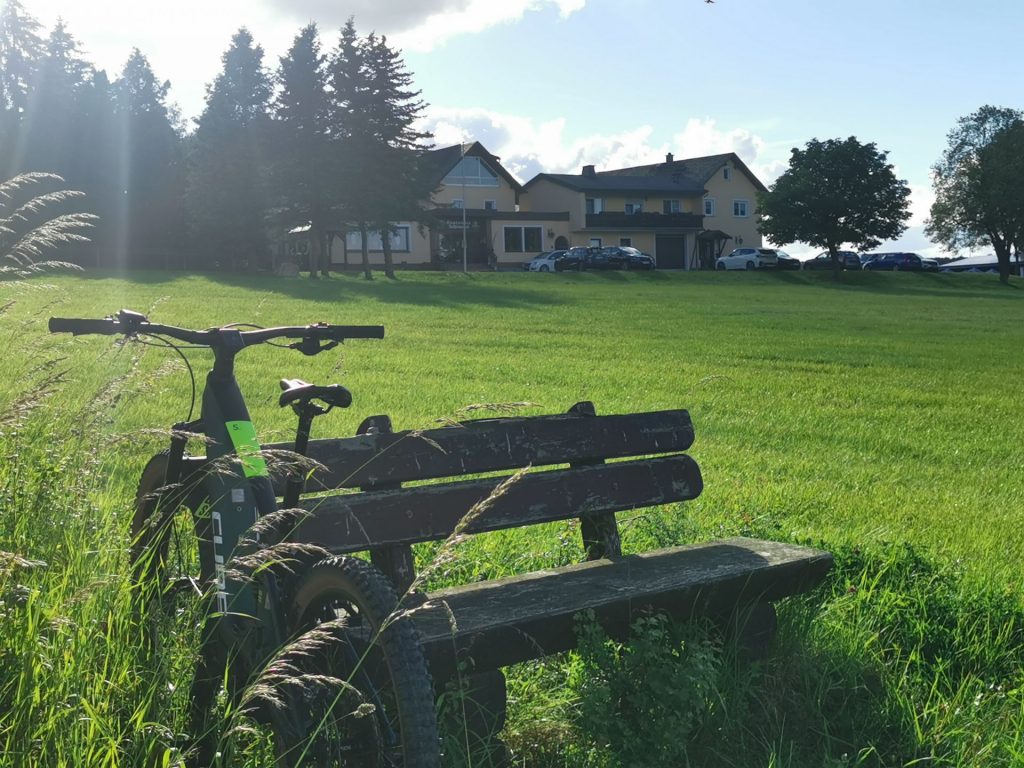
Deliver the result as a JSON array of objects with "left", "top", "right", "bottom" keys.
[
  {"left": 130, "top": 452, "right": 213, "bottom": 624},
  {"left": 278, "top": 556, "right": 440, "bottom": 767}
]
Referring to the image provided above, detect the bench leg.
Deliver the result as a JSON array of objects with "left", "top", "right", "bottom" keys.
[
  {"left": 722, "top": 601, "right": 777, "bottom": 663},
  {"left": 440, "top": 669, "right": 510, "bottom": 767}
]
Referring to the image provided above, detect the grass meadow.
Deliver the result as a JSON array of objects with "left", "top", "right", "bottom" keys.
[{"left": 1, "top": 268, "right": 1023, "bottom": 766}]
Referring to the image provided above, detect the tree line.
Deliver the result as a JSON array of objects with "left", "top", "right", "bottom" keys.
[
  {"left": 0, "top": 1, "right": 433, "bottom": 279},
  {"left": 757, "top": 106, "right": 1024, "bottom": 284}
]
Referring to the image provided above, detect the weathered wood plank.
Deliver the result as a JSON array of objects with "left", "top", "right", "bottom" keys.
[
  {"left": 410, "top": 538, "right": 833, "bottom": 679},
  {"left": 264, "top": 409, "right": 695, "bottom": 493},
  {"left": 285, "top": 454, "right": 702, "bottom": 552}
]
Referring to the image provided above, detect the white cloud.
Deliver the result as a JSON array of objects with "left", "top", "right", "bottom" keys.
[
  {"left": 393, "top": 0, "right": 584, "bottom": 51},
  {"left": 26, "top": 0, "right": 588, "bottom": 120},
  {"left": 259, "top": 0, "right": 585, "bottom": 51},
  {"left": 906, "top": 182, "right": 934, "bottom": 228}
]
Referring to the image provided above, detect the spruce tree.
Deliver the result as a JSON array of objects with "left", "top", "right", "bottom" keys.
[
  {"left": 0, "top": 0, "right": 43, "bottom": 172},
  {"left": 362, "top": 32, "right": 432, "bottom": 279},
  {"left": 187, "top": 28, "right": 272, "bottom": 271},
  {"left": 272, "top": 23, "right": 332, "bottom": 278},
  {"left": 21, "top": 21, "right": 92, "bottom": 179},
  {"left": 327, "top": 19, "right": 374, "bottom": 279},
  {"left": 113, "top": 50, "right": 184, "bottom": 268},
  {"left": 327, "top": 22, "right": 432, "bottom": 279}
]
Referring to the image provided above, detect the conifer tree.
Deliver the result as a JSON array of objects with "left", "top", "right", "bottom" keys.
[
  {"left": 272, "top": 23, "right": 332, "bottom": 278},
  {"left": 187, "top": 28, "right": 272, "bottom": 270},
  {"left": 0, "top": 0, "right": 43, "bottom": 171},
  {"left": 327, "top": 21, "right": 432, "bottom": 279},
  {"left": 362, "top": 32, "right": 432, "bottom": 279},
  {"left": 327, "top": 19, "right": 374, "bottom": 278},
  {"left": 113, "top": 50, "right": 184, "bottom": 268},
  {"left": 21, "top": 21, "right": 92, "bottom": 179}
]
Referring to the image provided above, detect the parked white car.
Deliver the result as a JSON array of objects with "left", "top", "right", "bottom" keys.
[
  {"left": 715, "top": 248, "right": 780, "bottom": 270},
  {"left": 526, "top": 250, "right": 567, "bottom": 272}
]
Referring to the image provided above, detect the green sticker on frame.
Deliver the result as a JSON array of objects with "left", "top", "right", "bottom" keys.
[{"left": 226, "top": 420, "right": 269, "bottom": 478}]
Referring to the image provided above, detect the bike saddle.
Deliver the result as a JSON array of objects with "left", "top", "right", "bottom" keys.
[{"left": 278, "top": 378, "right": 352, "bottom": 410}]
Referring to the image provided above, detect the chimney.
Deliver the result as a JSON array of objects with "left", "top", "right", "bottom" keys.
[
  {"left": 582, "top": 164, "right": 596, "bottom": 178},
  {"left": 666, "top": 152, "right": 674, "bottom": 163}
]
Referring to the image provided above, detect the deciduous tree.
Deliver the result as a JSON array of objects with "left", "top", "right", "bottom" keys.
[
  {"left": 758, "top": 137, "right": 910, "bottom": 277},
  {"left": 926, "top": 105, "right": 1024, "bottom": 284}
]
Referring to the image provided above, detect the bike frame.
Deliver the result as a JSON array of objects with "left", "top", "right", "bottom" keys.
[{"left": 174, "top": 330, "right": 277, "bottom": 620}]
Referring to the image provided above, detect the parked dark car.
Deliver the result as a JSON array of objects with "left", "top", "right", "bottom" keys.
[
  {"left": 863, "top": 252, "right": 926, "bottom": 271},
  {"left": 589, "top": 246, "right": 656, "bottom": 270},
  {"left": 563, "top": 246, "right": 599, "bottom": 270},
  {"left": 555, "top": 249, "right": 585, "bottom": 271},
  {"left": 775, "top": 250, "right": 801, "bottom": 270},
  {"left": 803, "top": 250, "right": 862, "bottom": 270}
]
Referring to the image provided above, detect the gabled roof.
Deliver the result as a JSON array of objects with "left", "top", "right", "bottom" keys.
[
  {"left": 422, "top": 141, "right": 523, "bottom": 193},
  {"left": 523, "top": 152, "right": 767, "bottom": 195}
]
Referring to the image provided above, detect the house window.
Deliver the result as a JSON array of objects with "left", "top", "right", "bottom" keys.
[
  {"left": 589, "top": 237, "right": 602, "bottom": 247},
  {"left": 733, "top": 199, "right": 749, "bottom": 217},
  {"left": 619, "top": 238, "right": 632, "bottom": 247},
  {"left": 625, "top": 199, "right": 643, "bottom": 215},
  {"left": 484, "top": 200, "right": 497, "bottom": 211},
  {"left": 451, "top": 199, "right": 464, "bottom": 209},
  {"left": 443, "top": 155, "right": 500, "bottom": 187},
  {"left": 723, "top": 167, "right": 731, "bottom": 181},
  {"left": 503, "top": 225, "right": 542, "bottom": 253},
  {"left": 585, "top": 197, "right": 603, "bottom": 214},
  {"left": 704, "top": 197, "right": 716, "bottom": 217},
  {"left": 663, "top": 199, "right": 680, "bottom": 214},
  {"left": 345, "top": 225, "right": 411, "bottom": 252}
]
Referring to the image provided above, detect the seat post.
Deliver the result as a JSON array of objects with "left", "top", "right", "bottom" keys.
[{"left": 282, "top": 404, "right": 318, "bottom": 509}]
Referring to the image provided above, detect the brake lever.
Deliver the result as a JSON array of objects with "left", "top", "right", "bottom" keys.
[{"left": 291, "top": 336, "right": 339, "bottom": 356}]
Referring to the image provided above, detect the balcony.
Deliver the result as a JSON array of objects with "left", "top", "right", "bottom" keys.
[{"left": 585, "top": 211, "right": 704, "bottom": 229}]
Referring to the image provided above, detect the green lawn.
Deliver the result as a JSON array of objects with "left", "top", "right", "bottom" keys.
[
  {"left": 2, "top": 268, "right": 1023, "bottom": 766},
  {"left": 10, "top": 269, "right": 1023, "bottom": 584}
]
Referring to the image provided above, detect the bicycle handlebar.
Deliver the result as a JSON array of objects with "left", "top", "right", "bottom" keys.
[{"left": 48, "top": 311, "right": 385, "bottom": 348}]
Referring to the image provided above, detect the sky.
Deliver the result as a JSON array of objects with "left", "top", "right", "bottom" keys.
[{"left": 23, "top": 0, "right": 1024, "bottom": 259}]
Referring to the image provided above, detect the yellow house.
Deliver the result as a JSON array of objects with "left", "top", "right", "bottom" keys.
[
  {"left": 331, "top": 142, "right": 571, "bottom": 268},
  {"left": 521, "top": 153, "right": 766, "bottom": 269}
]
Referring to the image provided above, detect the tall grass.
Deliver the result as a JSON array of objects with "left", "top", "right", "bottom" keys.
[{"left": 1, "top": 269, "right": 1022, "bottom": 765}]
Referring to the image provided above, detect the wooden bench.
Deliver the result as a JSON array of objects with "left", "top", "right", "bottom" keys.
[{"left": 259, "top": 402, "right": 833, "bottom": 761}]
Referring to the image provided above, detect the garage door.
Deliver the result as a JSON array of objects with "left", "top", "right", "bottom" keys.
[{"left": 655, "top": 235, "right": 687, "bottom": 269}]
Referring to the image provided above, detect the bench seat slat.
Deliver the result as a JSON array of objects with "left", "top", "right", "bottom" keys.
[
  {"left": 265, "top": 409, "right": 694, "bottom": 492},
  {"left": 287, "top": 454, "right": 702, "bottom": 553},
  {"left": 411, "top": 537, "right": 833, "bottom": 679}
]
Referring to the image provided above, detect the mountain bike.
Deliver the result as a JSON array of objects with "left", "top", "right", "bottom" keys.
[{"left": 50, "top": 309, "right": 440, "bottom": 767}]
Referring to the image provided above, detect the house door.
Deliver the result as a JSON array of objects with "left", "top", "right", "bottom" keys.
[{"left": 698, "top": 239, "right": 717, "bottom": 270}]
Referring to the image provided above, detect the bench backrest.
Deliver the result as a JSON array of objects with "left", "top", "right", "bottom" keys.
[{"left": 260, "top": 402, "right": 703, "bottom": 590}]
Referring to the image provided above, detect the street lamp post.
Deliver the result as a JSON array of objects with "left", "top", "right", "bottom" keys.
[{"left": 461, "top": 142, "right": 468, "bottom": 274}]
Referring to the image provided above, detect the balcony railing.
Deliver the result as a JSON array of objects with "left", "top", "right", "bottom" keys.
[{"left": 585, "top": 211, "right": 703, "bottom": 229}]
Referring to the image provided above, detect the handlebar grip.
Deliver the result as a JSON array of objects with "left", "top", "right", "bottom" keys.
[
  {"left": 48, "top": 317, "right": 120, "bottom": 335},
  {"left": 322, "top": 325, "right": 385, "bottom": 340}
]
